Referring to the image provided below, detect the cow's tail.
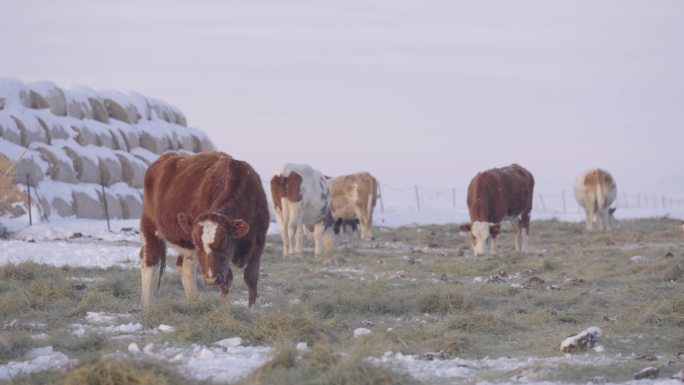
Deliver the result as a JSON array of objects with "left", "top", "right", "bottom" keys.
[
  {"left": 367, "top": 175, "right": 378, "bottom": 221},
  {"left": 157, "top": 241, "right": 166, "bottom": 290},
  {"left": 596, "top": 173, "right": 606, "bottom": 211}
]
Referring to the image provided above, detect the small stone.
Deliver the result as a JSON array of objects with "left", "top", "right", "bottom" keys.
[
  {"left": 634, "top": 366, "right": 659, "bottom": 380},
  {"left": 158, "top": 324, "right": 176, "bottom": 333},
  {"left": 360, "top": 320, "right": 375, "bottom": 328},
  {"left": 354, "top": 328, "right": 372, "bottom": 337},
  {"left": 635, "top": 354, "right": 658, "bottom": 361},
  {"left": 128, "top": 343, "right": 141, "bottom": 354},
  {"left": 215, "top": 337, "right": 242, "bottom": 348},
  {"left": 665, "top": 252, "right": 674, "bottom": 257},
  {"left": 560, "top": 326, "right": 602, "bottom": 353},
  {"left": 296, "top": 342, "right": 308, "bottom": 351},
  {"left": 421, "top": 351, "right": 450, "bottom": 360},
  {"left": 590, "top": 376, "right": 609, "bottom": 383}
]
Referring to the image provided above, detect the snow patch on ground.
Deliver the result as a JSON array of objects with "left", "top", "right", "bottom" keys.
[
  {"left": 0, "top": 347, "right": 73, "bottom": 380},
  {"left": 0, "top": 240, "right": 139, "bottom": 268}
]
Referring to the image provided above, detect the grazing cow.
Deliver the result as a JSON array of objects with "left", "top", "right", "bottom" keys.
[
  {"left": 573, "top": 169, "right": 617, "bottom": 231},
  {"left": 459, "top": 164, "right": 535, "bottom": 256},
  {"left": 327, "top": 172, "right": 378, "bottom": 241},
  {"left": 139, "top": 151, "right": 269, "bottom": 308},
  {"left": 270, "top": 163, "right": 332, "bottom": 256}
]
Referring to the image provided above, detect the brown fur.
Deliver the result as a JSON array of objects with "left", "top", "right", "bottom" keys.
[
  {"left": 140, "top": 151, "right": 269, "bottom": 306},
  {"left": 270, "top": 172, "right": 303, "bottom": 212},
  {"left": 465, "top": 163, "right": 534, "bottom": 233},
  {"left": 328, "top": 171, "right": 378, "bottom": 240}
]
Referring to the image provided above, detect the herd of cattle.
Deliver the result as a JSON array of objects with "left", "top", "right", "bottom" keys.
[{"left": 138, "top": 151, "right": 618, "bottom": 307}]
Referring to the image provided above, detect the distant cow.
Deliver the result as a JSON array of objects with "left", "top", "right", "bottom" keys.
[
  {"left": 327, "top": 172, "right": 378, "bottom": 241},
  {"left": 573, "top": 169, "right": 617, "bottom": 231},
  {"left": 139, "top": 151, "right": 269, "bottom": 308},
  {"left": 270, "top": 163, "right": 333, "bottom": 256},
  {"left": 459, "top": 164, "right": 535, "bottom": 256}
]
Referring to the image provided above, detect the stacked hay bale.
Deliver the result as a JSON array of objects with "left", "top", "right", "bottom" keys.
[{"left": 0, "top": 77, "right": 214, "bottom": 220}]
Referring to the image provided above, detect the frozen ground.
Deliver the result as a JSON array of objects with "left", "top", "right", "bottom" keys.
[{"left": 1, "top": 209, "right": 683, "bottom": 384}]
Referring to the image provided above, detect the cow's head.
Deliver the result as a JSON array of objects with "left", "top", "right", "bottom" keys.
[
  {"left": 177, "top": 212, "right": 250, "bottom": 287},
  {"left": 459, "top": 222, "right": 501, "bottom": 256}
]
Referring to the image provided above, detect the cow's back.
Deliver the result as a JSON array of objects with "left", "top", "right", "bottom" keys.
[
  {"left": 143, "top": 151, "right": 235, "bottom": 246},
  {"left": 279, "top": 163, "right": 330, "bottom": 224},
  {"left": 329, "top": 172, "right": 376, "bottom": 219},
  {"left": 467, "top": 164, "right": 534, "bottom": 222}
]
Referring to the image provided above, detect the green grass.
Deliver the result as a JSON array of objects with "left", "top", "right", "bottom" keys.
[{"left": 1, "top": 218, "right": 683, "bottom": 384}]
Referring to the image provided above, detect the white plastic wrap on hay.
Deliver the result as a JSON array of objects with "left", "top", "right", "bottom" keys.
[{"left": 0, "top": 77, "right": 33, "bottom": 108}]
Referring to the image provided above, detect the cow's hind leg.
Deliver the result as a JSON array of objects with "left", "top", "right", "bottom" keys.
[
  {"left": 140, "top": 216, "right": 165, "bottom": 307},
  {"left": 520, "top": 212, "right": 531, "bottom": 252},
  {"left": 585, "top": 194, "right": 596, "bottom": 231},
  {"left": 510, "top": 218, "right": 523, "bottom": 252}
]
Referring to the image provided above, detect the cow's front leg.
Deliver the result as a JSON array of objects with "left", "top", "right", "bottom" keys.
[
  {"left": 294, "top": 226, "right": 305, "bottom": 255},
  {"left": 178, "top": 253, "right": 198, "bottom": 301},
  {"left": 243, "top": 257, "right": 260, "bottom": 307},
  {"left": 488, "top": 236, "right": 497, "bottom": 255},
  {"left": 520, "top": 212, "right": 530, "bottom": 253},
  {"left": 510, "top": 218, "right": 523, "bottom": 252},
  {"left": 140, "top": 216, "right": 164, "bottom": 307},
  {"left": 220, "top": 268, "right": 234, "bottom": 297},
  {"left": 313, "top": 222, "right": 327, "bottom": 256}
]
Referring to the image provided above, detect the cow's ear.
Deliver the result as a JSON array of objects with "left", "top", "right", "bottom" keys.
[
  {"left": 489, "top": 223, "right": 501, "bottom": 237},
  {"left": 228, "top": 219, "right": 250, "bottom": 238},
  {"left": 177, "top": 213, "right": 192, "bottom": 234},
  {"left": 459, "top": 224, "right": 471, "bottom": 232}
]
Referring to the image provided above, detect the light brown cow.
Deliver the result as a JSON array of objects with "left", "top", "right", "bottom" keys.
[
  {"left": 573, "top": 168, "right": 617, "bottom": 231},
  {"left": 327, "top": 172, "right": 378, "bottom": 241},
  {"left": 139, "top": 151, "right": 269, "bottom": 307},
  {"left": 459, "top": 164, "right": 535, "bottom": 256}
]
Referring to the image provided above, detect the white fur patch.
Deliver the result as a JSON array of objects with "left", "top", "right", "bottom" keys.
[
  {"left": 199, "top": 220, "right": 219, "bottom": 253},
  {"left": 471, "top": 221, "right": 490, "bottom": 255}
]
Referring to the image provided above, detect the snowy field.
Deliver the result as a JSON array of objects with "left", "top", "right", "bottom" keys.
[{"left": 1, "top": 208, "right": 684, "bottom": 384}]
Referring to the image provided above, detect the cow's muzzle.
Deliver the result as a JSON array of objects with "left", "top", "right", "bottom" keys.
[{"left": 204, "top": 275, "right": 221, "bottom": 286}]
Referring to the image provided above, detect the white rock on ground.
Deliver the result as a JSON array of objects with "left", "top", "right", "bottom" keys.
[{"left": 560, "top": 326, "right": 602, "bottom": 353}]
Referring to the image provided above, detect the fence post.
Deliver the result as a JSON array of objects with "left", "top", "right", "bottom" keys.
[
  {"left": 636, "top": 193, "right": 640, "bottom": 207},
  {"left": 100, "top": 177, "right": 112, "bottom": 232},
  {"left": 26, "top": 173, "right": 32, "bottom": 226},
  {"left": 452, "top": 188, "right": 456, "bottom": 209},
  {"left": 623, "top": 192, "right": 629, "bottom": 207},
  {"left": 414, "top": 185, "right": 421, "bottom": 210},
  {"left": 662, "top": 195, "right": 666, "bottom": 208},
  {"left": 562, "top": 190, "right": 567, "bottom": 214},
  {"left": 377, "top": 184, "right": 384, "bottom": 213},
  {"left": 653, "top": 195, "right": 657, "bottom": 208}
]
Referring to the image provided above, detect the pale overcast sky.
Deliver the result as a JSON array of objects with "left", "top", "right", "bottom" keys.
[{"left": 2, "top": 0, "right": 683, "bottom": 195}]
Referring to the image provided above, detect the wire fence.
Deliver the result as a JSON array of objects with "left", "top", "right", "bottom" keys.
[{"left": 376, "top": 183, "right": 684, "bottom": 215}]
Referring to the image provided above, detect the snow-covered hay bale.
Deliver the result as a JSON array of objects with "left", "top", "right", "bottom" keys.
[
  {"left": 100, "top": 189, "right": 123, "bottom": 219},
  {"left": 51, "top": 195, "right": 74, "bottom": 217},
  {"left": 139, "top": 131, "right": 172, "bottom": 154},
  {"left": 29, "top": 81, "right": 67, "bottom": 116},
  {"left": 29, "top": 90, "right": 50, "bottom": 110},
  {"left": 116, "top": 126, "right": 141, "bottom": 151},
  {"left": 103, "top": 98, "right": 132, "bottom": 124},
  {"left": 36, "top": 115, "right": 70, "bottom": 141},
  {"left": 63, "top": 143, "right": 101, "bottom": 184},
  {"left": 11, "top": 114, "right": 49, "bottom": 146},
  {"left": 130, "top": 147, "right": 158, "bottom": 166},
  {"left": 0, "top": 113, "right": 23, "bottom": 145},
  {"left": 128, "top": 92, "right": 151, "bottom": 121},
  {"left": 64, "top": 88, "right": 94, "bottom": 120},
  {"left": 71, "top": 123, "right": 98, "bottom": 146},
  {"left": 118, "top": 191, "right": 143, "bottom": 219},
  {"left": 98, "top": 151, "right": 123, "bottom": 186},
  {"left": 31, "top": 143, "right": 78, "bottom": 183},
  {"left": 72, "top": 186, "right": 104, "bottom": 219},
  {"left": 0, "top": 78, "right": 32, "bottom": 108},
  {"left": 88, "top": 97, "right": 110, "bottom": 124},
  {"left": 115, "top": 152, "right": 146, "bottom": 188}
]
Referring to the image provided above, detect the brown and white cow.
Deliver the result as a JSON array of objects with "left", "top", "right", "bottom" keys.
[
  {"left": 573, "top": 168, "right": 617, "bottom": 231},
  {"left": 139, "top": 151, "right": 269, "bottom": 308},
  {"left": 270, "top": 163, "right": 333, "bottom": 257},
  {"left": 327, "top": 171, "right": 378, "bottom": 241},
  {"left": 459, "top": 164, "right": 535, "bottom": 256}
]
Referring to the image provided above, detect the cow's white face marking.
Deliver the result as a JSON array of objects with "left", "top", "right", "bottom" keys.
[
  {"left": 470, "top": 221, "right": 490, "bottom": 256},
  {"left": 199, "top": 220, "right": 219, "bottom": 253}
]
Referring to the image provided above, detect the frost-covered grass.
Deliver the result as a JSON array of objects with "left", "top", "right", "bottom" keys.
[{"left": 0, "top": 217, "right": 683, "bottom": 384}]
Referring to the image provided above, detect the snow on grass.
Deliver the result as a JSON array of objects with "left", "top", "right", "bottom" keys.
[
  {"left": 0, "top": 347, "right": 74, "bottom": 380},
  {"left": 0, "top": 240, "right": 140, "bottom": 268}
]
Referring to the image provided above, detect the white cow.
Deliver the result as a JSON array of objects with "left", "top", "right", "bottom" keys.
[
  {"left": 573, "top": 168, "right": 617, "bottom": 231},
  {"left": 270, "top": 163, "right": 333, "bottom": 256}
]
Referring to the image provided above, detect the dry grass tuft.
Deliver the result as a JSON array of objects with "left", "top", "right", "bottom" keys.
[{"left": 63, "top": 358, "right": 187, "bottom": 385}]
